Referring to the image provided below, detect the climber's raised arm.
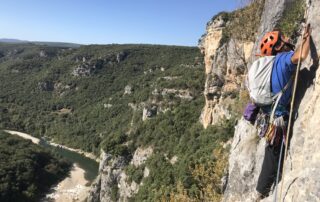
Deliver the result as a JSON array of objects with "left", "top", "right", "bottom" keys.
[{"left": 291, "top": 24, "right": 311, "bottom": 64}]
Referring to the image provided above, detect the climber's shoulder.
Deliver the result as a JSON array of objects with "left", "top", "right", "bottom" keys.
[{"left": 273, "top": 51, "right": 296, "bottom": 73}]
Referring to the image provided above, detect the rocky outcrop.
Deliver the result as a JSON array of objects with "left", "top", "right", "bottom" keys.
[
  {"left": 116, "top": 51, "right": 127, "bottom": 63},
  {"left": 39, "top": 50, "right": 47, "bottom": 57},
  {"left": 38, "top": 80, "right": 76, "bottom": 95},
  {"left": 199, "top": 17, "right": 255, "bottom": 128},
  {"left": 72, "top": 63, "right": 96, "bottom": 77},
  {"left": 131, "top": 147, "right": 153, "bottom": 167},
  {"left": 38, "top": 81, "right": 54, "bottom": 91},
  {"left": 124, "top": 85, "right": 133, "bottom": 95},
  {"left": 161, "top": 88, "right": 193, "bottom": 100},
  {"left": 88, "top": 147, "right": 153, "bottom": 202},
  {"left": 223, "top": 0, "right": 320, "bottom": 201},
  {"left": 142, "top": 105, "right": 157, "bottom": 120},
  {"left": 222, "top": 119, "right": 265, "bottom": 201},
  {"left": 159, "top": 76, "right": 179, "bottom": 81},
  {"left": 87, "top": 152, "right": 128, "bottom": 202},
  {"left": 54, "top": 82, "right": 76, "bottom": 97},
  {"left": 103, "top": 104, "right": 113, "bottom": 109},
  {"left": 198, "top": 14, "right": 225, "bottom": 75},
  {"left": 72, "top": 52, "right": 127, "bottom": 77},
  {"left": 169, "top": 155, "right": 178, "bottom": 165},
  {"left": 6, "top": 49, "right": 20, "bottom": 57}
]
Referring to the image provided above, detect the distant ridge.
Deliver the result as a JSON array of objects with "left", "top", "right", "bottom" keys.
[
  {"left": 0, "top": 38, "right": 81, "bottom": 48},
  {"left": 0, "top": 38, "right": 28, "bottom": 43}
]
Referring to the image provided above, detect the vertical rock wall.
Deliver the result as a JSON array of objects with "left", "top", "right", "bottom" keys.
[
  {"left": 223, "top": 0, "right": 320, "bottom": 201},
  {"left": 222, "top": 0, "right": 295, "bottom": 200},
  {"left": 276, "top": 1, "right": 320, "bottom": 200},
  {"left": 199, "top": 10, "right": 257, "bottom": 128}
]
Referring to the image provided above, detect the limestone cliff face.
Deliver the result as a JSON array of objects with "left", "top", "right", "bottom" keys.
[
  {"left": 87, "top": 147, "right": 153, "bottom": 202},
  {"left": 199, "top": 11, "right": 256, "bottom": 128},
  {"left": 223, "top": 0, "right": 320, "bottom": 201},
  {"left": 87, "top": 152, "right": 127, "bottom": 202}
]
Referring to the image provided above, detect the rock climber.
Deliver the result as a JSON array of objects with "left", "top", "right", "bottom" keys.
[{"left": 255, "top": 25, "right": 311, "bottom": 200}]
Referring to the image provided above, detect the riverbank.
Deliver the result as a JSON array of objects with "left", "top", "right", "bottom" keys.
[
  {"left": 4, "top": 130, "right": 99, "bottom": 162},
  {"left": 4, "top": 129, "right": 99, "bottom": 202},
  {"left": 50, "top": 142, "right": 99, "bottom": 162},
  {"left": 4, "top": 130, "right": 40, "bottom": 144},
  {"left": 43, "top": 164, "right": 91, "bottom": 202}
]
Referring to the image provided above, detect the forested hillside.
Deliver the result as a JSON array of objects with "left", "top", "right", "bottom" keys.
[
  {"left": 0, "top": 44, "right": 205, "bottom": 152},
  {"left": 0, "top": 43, "right": 236, "bottom": 201},
  {"left": 0, "top": 131, "right": 71, "bottom": 202}
]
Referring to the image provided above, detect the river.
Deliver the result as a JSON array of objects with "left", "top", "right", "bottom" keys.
[
  {"left": 42, "top": 142, "right": 99, "bottom": 182},
  {"left": 4, "top": 130, "right": 99, "bottom": 202}
]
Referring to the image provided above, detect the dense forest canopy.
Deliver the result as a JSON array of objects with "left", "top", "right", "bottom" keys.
[
  {"left": 0, "top": 131, "right": 71, "bottom": 202},
  {"left": 0, "top": 43, "right": 235, "bottom": 200}
]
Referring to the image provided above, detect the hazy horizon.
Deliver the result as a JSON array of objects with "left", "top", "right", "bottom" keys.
[{"left": 0, "top": 0, "right": 239, "bottom": 46}]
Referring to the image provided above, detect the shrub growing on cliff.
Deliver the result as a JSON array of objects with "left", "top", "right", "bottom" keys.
[
  {"left": 168, "top": 146, "right": 229, "bottom": 202},
  {"left": 101, "top": 132, "right": 130, "bottom": 156},
  {"left": 275, "top": 0, "right": 305, "bottom": 41},
  {"left": 125, "top": 164, "right": 145, "bottom": 184},
  {"left": 219, "top": 0, "right": 265, "bottom": 45},
  {"left": 131, "top": 116, "right": 235, "bottom": 201}
]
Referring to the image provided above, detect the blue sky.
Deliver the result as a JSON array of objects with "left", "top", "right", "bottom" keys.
[{"left": 0, "top": 0, "right": 239, "bottom": 46}]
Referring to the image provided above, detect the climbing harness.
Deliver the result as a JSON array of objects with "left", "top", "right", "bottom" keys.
[
  {"left": 253, "top": 75, "right": 292, "bottom": 140},
  {"left": 256, "top": 113, "right": 269, "bottom": 138},
  {"left": 265, "top": 116, "right": 286, "bottom": 146}
]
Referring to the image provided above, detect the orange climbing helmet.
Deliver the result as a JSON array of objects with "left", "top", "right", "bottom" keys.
[{"left": 259, "top": 31, "right": 281, "bottom": 56}]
